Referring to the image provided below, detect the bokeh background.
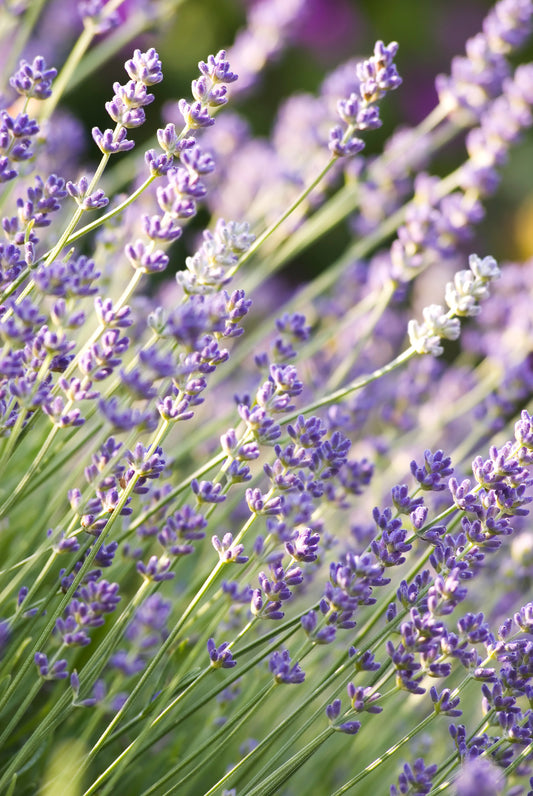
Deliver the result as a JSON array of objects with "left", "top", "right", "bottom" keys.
[{"left": 28, "top": 0, "right": 533, "bottom": 275}]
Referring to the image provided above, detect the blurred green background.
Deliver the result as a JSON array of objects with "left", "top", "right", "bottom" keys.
[{"left": 58, "top": 0, "right": 533, "bottom": 269}]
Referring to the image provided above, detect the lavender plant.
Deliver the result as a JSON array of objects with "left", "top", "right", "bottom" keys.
[{"left": 1, "top": 1, "right": 533, "bottom": 794}]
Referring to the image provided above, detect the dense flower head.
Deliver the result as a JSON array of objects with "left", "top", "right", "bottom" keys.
[{"left": 10, "top": 56, "right": 57, "bottom": 100}]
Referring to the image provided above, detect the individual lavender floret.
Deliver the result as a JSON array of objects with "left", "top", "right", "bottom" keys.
[
  {"left": 301, "top": 610, "right": 337, "bottom": 644},
  {"left": 288, "top": 415, "right": 327, "bottom": 449},
  {"left": 268, "top": 649, "right": 305, "bottom": 684},
  {"left": 391, "top": 484, "right": 425, "bottom": 515},
  {"left": 178, "top": 50, "right": 237, "bottom": 130},
  {"left": 347, "top": 683, "right": 382, "bottom": 714},
  {"left": 34, "top": 652, "right": 68, "bottom": 681},
  {"left": 136, "top": 555, "right": 174, "bottom": 582},
  {"left": 430, "top": 686, "right": 462, "bottom": 717},
  {"left": 408, "top": 252, "right": 500, "bottom": 355},
  {"left": 329, "top": 41, "right": 401, "bottom": 157},
  {"left": 158, "top": 505, "right": 207, "bottom": 557},
  {"left": 94, "top": 297, "right": 132, "bottom": 329},
  {"left": 122, "top": 443, "right": 165, "bottom": 494},
  {"left": 0, "top": 242, "right": 25, "bottom": 288},
  {"left": 124, "top": 48, "right": 163, "bottom": 86},
  {"left": 10, "top": 56, "right": 57, "bottom": 100},
  {"left": 407, "top": 304, "right": 461, "bottom": 356},
  {"left": 43, "top": 397, "right": 84, "bottom": 428},
  {"left": 142, "top": 213, "right": 182, "bottom": 243},
  {"left": 212, "top": 533, "right": 248, "bottom": 564},
  {"left": 390, "top": 758, "right": 438, "bottom": 795},
  {"left": 515, "top": 408, "right": 533, "bottom": 453},
  {"left": 325, "top": 699, "right": 361, "bottom": 735},
  {"left": 66, "top": 176, "right": 109, "bottom": 211},
  {"left": 350, "top": 648, "right": 382, "bottom": 672},
  {"left": 445, "top": 255, "right": 501, "bottom": 316},
  {"left": 192, "top": 478, "right": 226, "bottom": 505},
  {"left": 245, "top": 488, "right": 283, "bottom": 516},
  {"left": 251, "top": 562, "right": 302, "bottom": 621},
  {"left": 220, "top": 429, "right": 260, "bottom": 461},
  {"left": 125, "top": 240, "right": 169, "bottom": 274},
  {"left": 285, "top": 527, "right": 320, "bottom": 563},
  {"left": 514, "top": 602, "right": 533, "bottom": 633},
  {"left": 80, "top": 329, "right": 129, "bottom": 381},
  {"left": 410, "top": 449, "right": 453, "bottom": 492},
  {"left": 207, "top": 638, "right": 237, "bottom": 669}
]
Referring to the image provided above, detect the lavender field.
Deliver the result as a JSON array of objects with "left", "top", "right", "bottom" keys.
[{"left": 0, "top": 1, "right": 533, "bottom": 794}]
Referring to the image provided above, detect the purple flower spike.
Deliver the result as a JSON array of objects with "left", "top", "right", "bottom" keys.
[{"left": 329, "top": 40, "right": 401, "bottom": 158}]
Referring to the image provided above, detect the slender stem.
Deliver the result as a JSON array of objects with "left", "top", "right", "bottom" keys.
[
  {"left": 0, "top": 420, "right": 161, "bottom": 735},
  {"left": 147, "top": 683, "right": 275, "bottom": 796},
  {"left": 331, "top": 712, "right": 436, "bottom": 796},
  {"left": 85, "top": 667, "right": 213, "bottom": 796},
  {"left": 242, "top": 728, "right": 334, "bottom": 796},
  {"left": 38, "top": 0, "right": 130, "bottom": 123},
  {"left": 2, "top": 0, "right": 48, "bottom": 89}
]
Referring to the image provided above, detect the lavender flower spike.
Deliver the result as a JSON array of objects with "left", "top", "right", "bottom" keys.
[
  {"left": 408, "top": 253, "right": 500, "bottom": 355},
  {"left": 329, "top": 40, "right": 401, "bottom": 157}
]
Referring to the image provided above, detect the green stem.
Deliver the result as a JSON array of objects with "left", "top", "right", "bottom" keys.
[
  {"left": 2, "top": 0, "right": 48, "bottom": 90},
  {"left": 86, "top": 667, "right": 214, "bottom": 796},
  {"left": 331, "top": 711, "right": 436, "bottom": 796},
  {"left": 242, "top": 727, "right": 334, "bottom": 796},
  {"left": 38, "top": 0, "right": 130, "bottom": 124},
  {"left": 146, "top": 683, "right": 275, "bottom": 796},
  {"left": 0, "top": 420, "right": 160, "bottom": 736}
]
